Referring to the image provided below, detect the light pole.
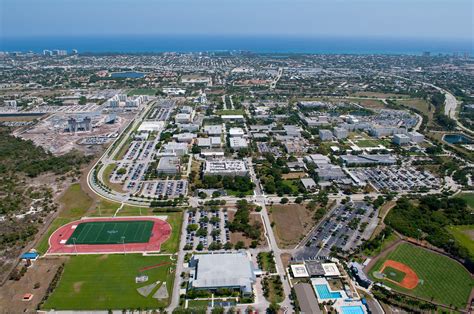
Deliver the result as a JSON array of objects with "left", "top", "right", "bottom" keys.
[
  {"left": 72, "top": 237, "right": 78, "bottom": 255},
  {"left": 121, "top": 236, "right": 126, "bottom": 255}
]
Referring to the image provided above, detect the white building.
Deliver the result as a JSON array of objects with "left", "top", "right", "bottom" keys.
[
  {"left": 408, "top": 131, "right": 424, "bottom": 143},
  {"left": 162, "top": 142, "right": 189, "bottom": 156},
  {"left": 221, "top": 115, "right": 245, "bottom": 122},
  {"left": 173, "top": 133, "right": 197, "bottom": 143},
  {"left": 229, "top": 137, "right": 248, "bottom": 149},
  {"left": 319, "top": 129, "right": 333, "bottom": 141},
  {"left": 392, "top": 133, "right": 411, "bottom": 145},
  {"left": 203, "top": 125, "right": 223, "bottom": 135},
  {"left": 175, "top": 113, "right": 191, "bottom": 123},
  {"left": 203, "top": 160, "right": 248, "bottom": 176},
  {"left": 229, "top": 127, "right": 245, "bottom": 137},
  {"left": 137, "top": 121, "right": 165, "bottom": 132},
  {"left": 333, "top": 127, "right": 348, "bottom": 139}
]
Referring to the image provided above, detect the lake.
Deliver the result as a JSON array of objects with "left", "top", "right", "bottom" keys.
[{"left": 110, "top": 71, "right": 145, "bottom": 79}]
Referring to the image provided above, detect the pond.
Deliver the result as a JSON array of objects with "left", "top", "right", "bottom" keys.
[
  {"left": 443, "top": 133, "right": 473, "bottom": 145},
  {"left": 110, "top": 71, "right": 145, "bottom": 78}
]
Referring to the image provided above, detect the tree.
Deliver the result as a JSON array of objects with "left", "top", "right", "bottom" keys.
[
  {"left": 234, "top": 241, "right": 245, "bottom": 250},
  {"left": 187, "top": 224, "right": 198, "bottom": 232},
  {"left": 267, "top": 302, "right": 280, "bottom": 314},
  {"left": 280, "top": 197, "right": 289, "bottom": 204},
  {"left": 79, "top": 96, "right": 87, "bottom": 105}
]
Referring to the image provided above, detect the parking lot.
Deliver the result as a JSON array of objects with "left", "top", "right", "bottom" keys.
[
  {"left": 350, "top": 166, "right": 440, "bottom": 191},
  {"left": 184, "top": 208, "right": 230, "bottom": 251},
  {"left": 140, "top": 180, "right": 188, "bottom": 198},
  {"left": 295, "top": 201, "right": 379, "bottom": 260}
]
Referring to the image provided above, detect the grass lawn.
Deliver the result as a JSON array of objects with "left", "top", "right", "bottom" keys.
[
  {"left": 363, "top": 232, "right": 399, "bottom": 257},
  {"left": 280, "top": 180, "right": 300, "bottom": 194},
  {"left": 458, "top": 193, "right": 474, "bottom": 210},
  {"left": 447, "top": 225, "right": 474, "bottom": 257},
  {"left": 102, "top": 163, "right": 125, "bottom": 192},
  {"left": 157, "top": 211, "right": 183, "bottom": 254},
  {"left": 58, "top": 183, "right": 94, "bottom": 218},
  {"left": 113, "top": 137, "right": 133, "bottom": 161},
  {"left": 36, "top": 184, "right": 94, "bottom": 254},
  {"left": 263, "top": 276, "right": 284, "bottom": 304},
  {"left": 42, "top": 254, "right": 174, "bottom": 310},
  {"left": 356, "top": 139, "right": 383, "bottom": 147},
  {"left": 36, "top": 217, "right": 72, "bottom": 254},
  {"left": 257, "top": 252, "right": 277, "bottom": 273},
  {"left": 369, "top": 243, "right": 473, "bottom": 309},
  {"left": 226, "top": 189, "right": 254, "bottom": 196},
  {"left": 128, "top": 88, "right": 158, "bottom": 96},
  {"left": 215, "top": 109, "right": 245, "bottom": 115}
]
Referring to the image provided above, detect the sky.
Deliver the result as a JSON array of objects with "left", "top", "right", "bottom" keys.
[{"left": 1, "top": 0, "right": 473, "bottom": 41}]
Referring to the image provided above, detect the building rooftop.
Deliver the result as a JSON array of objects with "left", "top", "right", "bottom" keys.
[
  {"left": 190, "top": 252, "right": 257, "bottom": 293},
  {"left": 294, "top": 283, "right": 323, "bottom": 314}
]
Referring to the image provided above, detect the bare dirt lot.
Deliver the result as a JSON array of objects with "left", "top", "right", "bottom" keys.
[
  {"left": 269, "top": 204, "right": 314, "bottom": 249},
  {"left": 0, "top": 256, "right": 68, "bottom": 312}
]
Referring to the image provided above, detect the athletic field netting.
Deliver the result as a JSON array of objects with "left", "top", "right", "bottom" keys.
[{"left": 66, "top": 220, "right": 154, "bottom": 245}]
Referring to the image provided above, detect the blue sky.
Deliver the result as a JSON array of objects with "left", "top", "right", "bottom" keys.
[{"left": 1, "top": 0, "right": 472, "bottom": 40}]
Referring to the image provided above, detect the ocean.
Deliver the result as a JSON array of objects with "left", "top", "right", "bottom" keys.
[{"left": 0, "top": 35, "right": 472, "bottom": 55}]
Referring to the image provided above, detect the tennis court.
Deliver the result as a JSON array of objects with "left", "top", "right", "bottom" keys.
[{"left": 66, "top": 220, "right": 153, "bottom": 245}]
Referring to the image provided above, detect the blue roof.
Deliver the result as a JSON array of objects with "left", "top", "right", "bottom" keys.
[{"left": 21, "top": 252, "right": 39, "bottom": 259}]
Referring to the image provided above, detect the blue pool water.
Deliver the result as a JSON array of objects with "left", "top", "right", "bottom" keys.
[
  {"left": 111, "top": 71, "right": 145, "bottom": 78},
  {"left": 341, "top": 306, "right": 365, "bottom": 314},
  {"left": 443, "top": 134, "right": 473, "bottom": 145},
  {"left": 315, "top": 284, "right": 342, "bottom": 299}
]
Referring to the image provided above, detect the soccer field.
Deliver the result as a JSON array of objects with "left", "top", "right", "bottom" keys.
[
  {"left": 42, "top": 254, "right": 174, "bottom": 310},
  {"left": 66, "top": 220, "right": 153, "bottom": 245},
  {"left": 369, "top": 242, "right": 473, "bottom": 309}
]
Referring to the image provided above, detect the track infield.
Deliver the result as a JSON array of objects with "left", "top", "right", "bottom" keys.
[
  {"left": 66, "top": 220, "right": 153, "bottom": 245},
  {"left": 368, "top": 242, "right": 474, "bottom": 309},
  {"left": 47, "top": 217, "right": 171, "bottom": 254}
]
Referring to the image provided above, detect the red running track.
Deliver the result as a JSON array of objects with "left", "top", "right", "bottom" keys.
[{"left": 47, "top": 217, "right": 171, "bottom": 255}]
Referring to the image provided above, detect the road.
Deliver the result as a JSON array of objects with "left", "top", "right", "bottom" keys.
[
  {"left": 270, "top": 67, "right": 283, "bottom": 89},
  {"left": 245, "top": 157, "right": 292, "bottom": 311}
]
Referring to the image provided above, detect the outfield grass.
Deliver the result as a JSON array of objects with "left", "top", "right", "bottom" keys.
[
  {"left": 42, "top": 254, "right": 174, "bottom": 310},
  {"left": 383, "top": 266, "right": 406, "bottom": 283},
  {"left": 447, "top": 225, "right": 474, "bottom": 257},
  {"left": 369, "top": 243, "right": 473, "bottom": 309},
  {"left": 36, "top": 184, "right": 93, "bottom": 254}
]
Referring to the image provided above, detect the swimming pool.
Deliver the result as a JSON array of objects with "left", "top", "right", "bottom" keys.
[
  {"left": 314, "top": 284, "right": 342, "bottom": 299},
  {"left": 341, "top": 305, "right": 365, "bottom": 314}
]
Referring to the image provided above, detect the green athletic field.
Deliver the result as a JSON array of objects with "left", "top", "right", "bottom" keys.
[
  {"left": 369, "top": 242, "right": 473, "bottom": 309},
  {"left": 382, "top": 266, "right": 406, "bottom": 283},
  {"left": 42, "top": 254, "right": 174, "bottom": 310},
  {"left": 66, "top": 220, "right": 153, "bottom": 245}
]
